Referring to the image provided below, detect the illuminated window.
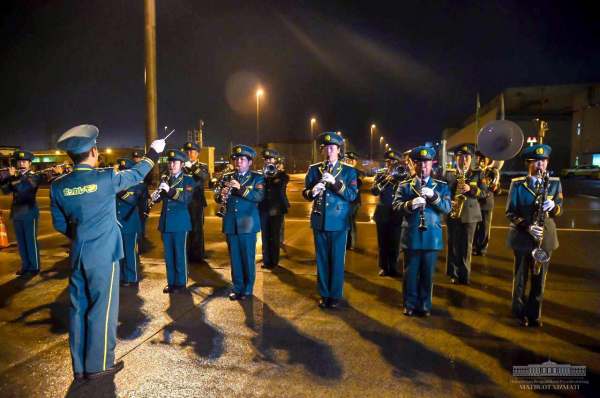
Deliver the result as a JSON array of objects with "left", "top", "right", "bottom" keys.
[
  {"left": 577, "top": 123, "right": 581, "bottom": 136},
  {"left": 575, "top": 156, "right": 579, "bottom": 166},
  {"left": 593, "top": 154, "right": 600, "bottom": 166}
]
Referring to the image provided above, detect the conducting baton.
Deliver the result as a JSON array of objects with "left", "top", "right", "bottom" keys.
[{"left": 163, "top": 129, "right": 176, "bottom": 141}]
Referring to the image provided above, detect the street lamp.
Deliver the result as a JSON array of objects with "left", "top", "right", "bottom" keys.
[
  {"left": 310, "top": 118, "right": 316, "bottom": 163},
  {"left": 256, "top": 89, "right": 264, "bottom": 147},
  {"left": 370, "top": 124, "right": 376, "bottom": 161},
  {"left": 379, "top": 137, "right": 384, "bottom": 158}
]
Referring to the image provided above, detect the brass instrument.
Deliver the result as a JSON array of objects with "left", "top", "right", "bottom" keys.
[
  {"left": 262, "top": 162, "right": 278, "bottom": 178},
  {"left": 404, "top": 151, "right": 416, "bottom": 176},
  {"left": 418, "top": 168, "right": 427, "bottom": 232},
  {"left": 449, "top": 164, "right": 468, "bottom": 219},
  {"left": 144, "top": 171, "right": 171, "bottom": 218},
  {"left": 476, "top": 120, "right": 524, "bottom": 161},
  {"left": 313, "top": 160, "right": 330, "bottom": 216},
  {"left": 214, "top": 167, "right": 239, "bottom": 218},
  {"left": 375, "top": 162, "right": 408, "bottom": 191},
  {"left": 532, "top": 170, "right": 550, "bottom": 275}
]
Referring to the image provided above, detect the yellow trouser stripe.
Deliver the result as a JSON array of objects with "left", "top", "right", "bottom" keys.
[
  {"left": 134, "top": 233, "right": 138, "bottom": 281},
  {"left": 33, "top": 218, "right": 39, "bottom": 269},
  {"left": 104, "top": 262, "right": 116, "bottom": 371}
]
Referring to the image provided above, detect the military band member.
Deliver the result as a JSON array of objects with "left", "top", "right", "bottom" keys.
[
  {"left": 506, "top": 144, "right": 563, "bottom": 327},
  {"left": 473, "top": 151, "right": 501, "bottom": 256},
  {"left": 1, "top": 150, "right": 41, "bottom": 275},
  {"left": 344, "top": 151, "right": 364, "bottom": 250},
  {"left": 115, "top": 158, "right": 145, "bottom": 287},
  {"left": 372, "top": 150, "right": 405, "bottom": 277},
  {"left": 393, "top": 147, "right": 451, "bottom": 316},
  {"left": 132, "top": 150, "right": 151, "bottom": 239},
  {"left": 182, "top": 141, "right": 209, "bottom": 262},
  {"left": 154, "top": 150, "right": 195, "bottom": 293},
  {"left": 278, "top": 157, "right": 290, "bottom": 245},
  {"left": 50, "top": 124, "right": 164, "bottom": 379},
  {"left": 443, "top": 144, "right": 488, "bottom": 285},
  {"left": 259, "top": 149, "right": 289, "bottom": 269},
  {"left": 216, "top": 145, "right": 265, "bottom": 300},
  {"left": 303, "top": 133, "right": 358, "bottom": 308}
]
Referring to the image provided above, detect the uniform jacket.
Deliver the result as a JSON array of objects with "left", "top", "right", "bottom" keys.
[
  {"left": 157, "top": 172, "right": 195, "bottom": 232},
  {"left": 506, "top": 176, "right": 563, "bottom": 252},
  {"left": 259, "top": 170, "right": 290, "bottom": 217},
  {"left": 216, "top": 171, "right": 265, "bottom": 234},
  {"left": 443, "top": 168, "right": 488, "bottom": 223},
  {"left": 49, "top": 156, "right": 156, "bottom": 269},
  {"left": 116, "top": 182, "right": 145, "bottom": 233},
  {"left": 1, "top": 170, "right": 40, "bottom": 220},
  {"left": 371, "top": 170, "right": 403, "bottom": 224},
  {"left": 350, "top": 168, "right": 365, "bottom": 207},
  {"left": 475, "top": 166, "right": 501, "bottom": 212},
  {"left": 184, "top": 161, "right": 209, "bottom": 207},
  {"left": 393, "top": 176, "right": 452, "bottom": 250},
  {"left": 303, "top": 161, "right": 358, "bottom": 231}
]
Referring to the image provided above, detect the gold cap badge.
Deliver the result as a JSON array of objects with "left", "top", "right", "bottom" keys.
[
  {"left": 169, "top": 151, "right": 175, "bottom": 157},
  {"left": 121, "top": 160, "right": 126, "bottom": 166},
  {"left": 462, "top": 146, "right": 468, "bottom": 151},
  {"left": 236, "top": 147, "right": 242, "bottom": 153},
  {"left": 325, "top": 135, "right": 331, "bottom": 141},
  {"left": 536, "top": 147, "right": 544, "bottom": 155},
  {"left": 19, "top": 152, "right": 24, "bottom": 157},
  {"left": 265, "top": 151, "right": 270, "bottom": 156},
  {"left": 420, "top": 149, "right": 428, "bottom": 156}
]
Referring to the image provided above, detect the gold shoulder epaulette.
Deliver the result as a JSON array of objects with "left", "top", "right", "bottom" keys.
[
  {"left": 512, "top": 176, "right": 526, "bottom": 181},
  {"left": 433, "top": 179, "right": 447, "bottom": 184},
  {"left": 549, "top": 176, "right": 560, "bottom": 181},
  {"left": 446, "top": 168, "right": 456, "bottom": 172}
]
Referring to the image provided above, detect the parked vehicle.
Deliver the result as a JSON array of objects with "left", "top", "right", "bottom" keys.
[{"left": 560, "top": 165, "right": 600, "bottom": 179}]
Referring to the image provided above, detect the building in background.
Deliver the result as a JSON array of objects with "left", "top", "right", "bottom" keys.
[{"left": 571, "top": 85, "right": 600, "bottom": 167}]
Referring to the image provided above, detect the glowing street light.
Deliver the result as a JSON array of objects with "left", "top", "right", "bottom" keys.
[
  {"left": 310, "top": 118, "right": 317, "bottom": 163},
  {"left": 55, "top": 150, "right": 60, "bottom": 155},
  {"left": 256, "top": 89, "right": 264, "bottom": 146},
  {"left": 370, "top": 124, "right": 376, "bottom": 160},
  {"left": 107, "top": 148, "right": 112, "bottom": 154},
  {"left": 379, "top": 137, "right": 384, "bottom": 158}
]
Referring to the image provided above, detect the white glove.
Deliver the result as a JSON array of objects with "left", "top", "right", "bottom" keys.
[
  {"left": 421, "top": 187, "right": 434, "bottom": 198},
  {"left": 528, "top": 225, "right": 543, "bottom": 240},
  {"left": 158, "top": 182, "right": 170, "bottom": 193},
  {"left": 311, "top": 182, "right": 326, "bottom": 197},
  {"left": 542, "top": 199, "right": 555, "bottom": 212},
  {"left": 412, "top": 197, "right": 426, "bottom": 210},
  {"left": 150, "top": 139, "right": 166, "bottom": 153},
  {"left": 184, "top": 161, "right": 193, "bottom": 168},
  {"left": 322, "top": 172, "right": 336, "bottom": 184}
]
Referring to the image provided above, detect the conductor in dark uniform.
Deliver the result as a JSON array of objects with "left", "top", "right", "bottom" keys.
[
  {"left": 303, "top": 133, "right": 358, "bottom": 308},
  {"left": 259, "top": 149, "right": 289, "bottom": 269},
  {"left": 473, "top": 151, "right": 501, "bottom": 256},
  {"left": 278, "top": 157, "right": 290, "bottom": 245},
  {"left": 1, "top": 150, "right": 41, "bottom": 275},
  {"left": 393, "top": 147, "right": 452, "bottom": 316},
  {"left": 344, "top": 151, "right": 364, "bottom": 250},
  {"left": 372, "top": 150, "right": 405, "bottom": 277},
  {"left": 132, "top": 150, "right": 151, "bottom": 239},
  {"left": 506, "top": 144, "right": 563, "bottom": 327},
  {"left": 443, "top": 144, "right": 488, "bottom": 285},
  {"left": 216, "top": 145, "right": 265, "bottom": 300},
  {"left": 182, "top": 141, "right": 209, "bottom": 262},
  {"left": 154, "top": 149, "right": 195, "bottom": 293},
  {"left": 50, "top": 124, "right": 164, "bottom": 379},
  {"left": 115, "top": 158, "right": 145, "bottom": 287}
]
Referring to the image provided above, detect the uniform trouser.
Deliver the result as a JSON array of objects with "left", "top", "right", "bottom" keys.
[
  {"left": 313, "top": 230, "right": 348, "bottom": 299},
  {"left": 376, "top": 221, "right": 402, "bottom": 274},
  {"left": 402, "top": 250, "right": 438, "bottom": 311},
  {"left": 138, "top": 202, "right": 148, "bottom": 239},
  {"left": 347, "top": 206, "right": 359, "bottom": 249},
  {"left": 119, "top": 232, "right": 139, "bottom": 283},
  {"left": 280, "top": 215, "right": 285, "bottom": 244},
  {"left": 187, "top": 205, "right": 205, "bottom": 261},
  {"left": 13, "top": 218, "right": 40, "bottom": 271},
  {"left": 473, "top": 210, "right": 493, "bottom": 254},
  {"left": 446, "top": 220, "right": 476, "bottom": 282},
  {"left": 226, "top": 233, "right": 257, "bottom": 295},
  {"left": 70, "top": 261, "right": 119, "bottom": 373},
  {"left": 511, "top": 250, "right": 550, "bottom": 321},
  {"left": 162, "top": 231, "right": 189, "bottom": 286},
  {"left": 260, "top": 213, "right": 283, "bottom": 266}
]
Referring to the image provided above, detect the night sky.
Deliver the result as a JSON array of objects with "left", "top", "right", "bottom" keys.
[{"left": 1, "top": 0, "right": 599, "bottom": 155}]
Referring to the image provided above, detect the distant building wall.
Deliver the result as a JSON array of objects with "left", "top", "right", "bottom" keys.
[{"left": 571, "top": 86, "right": 600, "bottom": 166}]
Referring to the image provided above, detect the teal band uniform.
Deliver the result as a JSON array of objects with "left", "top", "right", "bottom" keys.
[
  {"left": 116, "top": 178, "right": 145, "bottom": 283},
  {"left": 506, "top": 174, "right": 563, "bottom": 322}
]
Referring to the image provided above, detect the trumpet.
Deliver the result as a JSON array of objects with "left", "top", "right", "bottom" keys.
[
  {"left": 375, "top": 162, "right": 408, "bottom": 190},
  {"left": 313, "top": 159, "right": 330, "bottom": 216},
  {"left": 263, "top": 162, "right": 278, "bottom": 178},
  {"left": 144, "top": 171, "right": 171, "bottom": 218}
]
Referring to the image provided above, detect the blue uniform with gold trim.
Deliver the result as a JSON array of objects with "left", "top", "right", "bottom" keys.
[
  {"left": 506, "top": 175, "right": 563, "bottom": 322},
  {"left": 116, "top": 182, "right": 144, "bottom": 283},
  {"left": 156, "top": 172, "right": 194, "bottom": 287},
  {"left": 303, "top": 160, "right": 358, "bottom": 300},
  {"left": 393, "top": 176, "right": 452, "bottom": 311},
  {"left": 50, "top": 155, "right": 156, "bottom": 374},
  {"left": 1, "top": 169, "right": 41, "bottom": 272},
  {"left": 217, "top": 170, "right": 265, "bottom": 295}
]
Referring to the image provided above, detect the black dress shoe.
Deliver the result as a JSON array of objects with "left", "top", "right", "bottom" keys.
[
  {"left": 461, "top": 280, "right": 470, "bottom": 285},
  {"left": 417, "top": 310, "right": 431, "bottom": 317},
  {"left": 388, "top": 271, "right": 398, "bottom": 277},
  {"left": 85, "top": 361, "right": 124, "bottom": 379},
  {"left": 347, "top": 246, "right": 355, "bottom": 250},
  {"left": 450, "top": 278, "right": 459, "bottom": 285},
  {"left": 239, "top": 294, "right": 252, "bottom": 300},
  {"left": 229, "top": 292, "right": 241, "bottom": 301},
  {"left": 261, "top": 264, "right": 274, "bottom": 269},
  {"left": 318, "top": 298, "right": 328, "bottom": 308},
  {"left": 74, "top": 372, "right": 84, "bottom": 380},
  {"left": 529, "top": 319, "right": 543, "bottom": 327},
  {"left": 517, "top": 316, "right": 529, "bottom": 327},
  {"left": 472, "top": 251, "right": 481, "bottom": 256},
  {"left": 163, "top": 285, "right": 172, "bottom": 294},
  {"left": 403, "top": 308, "right": 414, "bottom": 316},
  {"left": 120, "top": 281, "right": 139, "bottom": 288},
  {"left": 379, "top": 270, "right": 389, "bottom": 277},
  {"left": 16, "top": 270, "right": 27, "bottom": 276},
  {"left": 170, "top": 285, "right": 182, "bottom": 293},
  {"left": 328, "top": 298, "right": 340, "bottom": 309}
]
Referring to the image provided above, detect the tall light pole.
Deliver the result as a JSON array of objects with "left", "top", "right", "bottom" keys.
[
  {"left": 370, "top": 124, "right": 376, "bottom": 161},
  {"left": 145, "top": 0, "right": 158, "bottom": 181},
  {"left": 310, "top": 118, "right": 316, "bottom": 163},
  {"left": 256, "top": 89, "right": 264, "bottom": 147},
  {"left": 379, "top": 137, "right": 384, "bottom": 159}
]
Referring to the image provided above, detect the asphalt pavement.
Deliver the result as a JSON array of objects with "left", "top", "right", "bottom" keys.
[{"left": 0, "top": 174, "right": 599, "bottom": 397}]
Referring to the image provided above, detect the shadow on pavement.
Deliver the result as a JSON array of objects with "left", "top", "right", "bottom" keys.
[
  {"left": 66, "top": 374, "right": 117, "bottom": 398},
  {"left": 239, "top": 298, "right": 343, "bottom": 380},
  {"left": 117, "top": 286, "right": 148, "bottom": 341}
]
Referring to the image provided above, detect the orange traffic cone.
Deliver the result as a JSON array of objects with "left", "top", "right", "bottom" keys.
[{"left": 0, "top": 209, "right": 9, "bottom": 248}]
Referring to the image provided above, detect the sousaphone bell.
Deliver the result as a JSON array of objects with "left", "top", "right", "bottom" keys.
[{"left": 477, "top": 120, "right": 524, "bottom": 161}]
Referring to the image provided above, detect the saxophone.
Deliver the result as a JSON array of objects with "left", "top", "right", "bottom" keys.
[{"left": 449, "top": 164, "right": 468, "bottom": 219}]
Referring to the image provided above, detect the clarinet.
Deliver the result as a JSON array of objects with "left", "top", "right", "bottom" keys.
[
  {"left": 418, "top": 169, "right": 427, "bottom": 231},
  {"left": 144, "top": 171, "right": 170, "bottom": 218},
  {"left": 532, "top": 170, "right": 550, "bottom": 275},
  {"left": 312, "top": 159, "right": 330, "bottom": 216}
]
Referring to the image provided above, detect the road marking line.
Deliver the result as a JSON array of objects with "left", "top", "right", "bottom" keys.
[{"left": 579, "top": 195, "right": 599, "bottom": 199}]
